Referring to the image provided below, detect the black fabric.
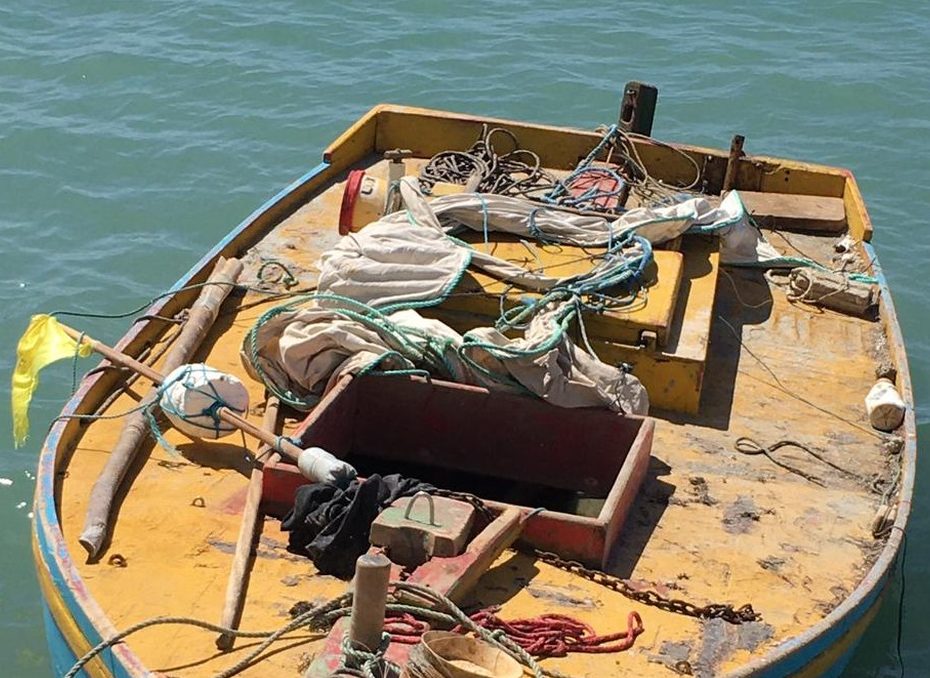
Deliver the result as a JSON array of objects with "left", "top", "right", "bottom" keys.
[{"left": 281, "top": 473, "right": 433, "bottom": 578}]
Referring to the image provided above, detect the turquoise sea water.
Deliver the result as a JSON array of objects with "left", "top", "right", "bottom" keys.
[{"left": 1, "top": 2, "right": 928, "bottom": 675}]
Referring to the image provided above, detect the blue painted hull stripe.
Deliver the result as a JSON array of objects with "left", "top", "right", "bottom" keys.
[{"left": 42, "top": 600, "right": 91, "bottom": 678}]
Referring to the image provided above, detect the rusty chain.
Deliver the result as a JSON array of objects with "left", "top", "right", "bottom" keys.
[
  {"left": 427, "top": 488, "right": 759, "bottom": 624},
  {"left": 534, "top": 550, "right": 760, "bottom": 625},
  {"left": 427, "top": 487, "right": 496, "bottom": 526}
]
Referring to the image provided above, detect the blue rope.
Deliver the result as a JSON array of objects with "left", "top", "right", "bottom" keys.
[
  {"left": 542, "top": 124, "right": 621, "bottom": 209},
  {"left": 477, "top": 193, "right": 491, "bottom": 245},
  {"left": 151, "top": 364, "right": 248, "bottom": 455}
]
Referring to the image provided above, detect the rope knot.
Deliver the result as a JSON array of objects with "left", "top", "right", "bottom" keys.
[{"left": 340, "top": 632, "right": 398, "bottom": 677}]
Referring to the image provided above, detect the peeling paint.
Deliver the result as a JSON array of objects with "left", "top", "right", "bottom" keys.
[{"left": 722, "top": 496, "right": 764, "bottom": 533}]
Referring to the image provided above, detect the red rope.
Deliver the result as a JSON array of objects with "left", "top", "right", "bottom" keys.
[
  {"left": 385, "top": 613, "right": 430, "bottom": 644},
  {"left": 387, "top": 607, "right": 644, "bottom": 658},
  {"left": 463, "top": 608, "right": 644, "bottom": 658}
]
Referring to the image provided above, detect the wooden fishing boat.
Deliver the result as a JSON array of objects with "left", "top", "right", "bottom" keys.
[{"left": 31, "top": 95, "right": 914, "bottom": 678}]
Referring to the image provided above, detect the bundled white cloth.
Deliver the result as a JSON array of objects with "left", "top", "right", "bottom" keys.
[
  {"left": 318, "top": 180, "right": 787, "bottom": 310},
  {"left": 247, "top": 179, "right": 787, "bottom": 416},
  {"left": 243, "top": 301, "right": 649, "bottom": 415}
]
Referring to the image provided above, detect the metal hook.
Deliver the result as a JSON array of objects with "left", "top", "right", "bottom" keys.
[{"left": 403, "top": 491, "right": 436, "bottom": 526}]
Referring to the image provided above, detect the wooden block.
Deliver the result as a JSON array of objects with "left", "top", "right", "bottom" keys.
[
  {"left": 788, "top": 268, "right": 874, "bottom": 316},
  {"left": 732, "top": 190, "right": 846, "bottom": 233},
  {"left": 370, "top": 494, "right": 476, "bottom": 566},
  {"left": 404, "top": 508, "right": 524, "bottom": 605}
]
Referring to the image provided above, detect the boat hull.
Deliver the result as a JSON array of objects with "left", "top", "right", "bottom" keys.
[
  {"left": 31, "top": 105, "right": 915, "bottom": 678},
  {"left": 33, "top": 518, "right": 894, "bottom": 678}
]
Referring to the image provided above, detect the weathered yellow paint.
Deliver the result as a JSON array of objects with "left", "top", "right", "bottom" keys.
[
  {"left": 375, "top": 105, "right": 728, "bottom": 187},
  {"left": 439, "top": 237, "right": 684, "bottom": 346},
  {"left": 51, "top": 107, "right": 901, "bottom": 677},
  {"left": 720, "top": 586, "right": 884, "bottom": 677},
  {"left": 322, "top": 104, "right": 381, "bottom": 173},
  {"left": 842, "top": 173, "right": 874, "bottom": 242},
  {"left": 753, "top": 157, "right": 848, "bottom": 198},
  {"left": 591, "top": 236, "right": 720, "bottom": 413}
]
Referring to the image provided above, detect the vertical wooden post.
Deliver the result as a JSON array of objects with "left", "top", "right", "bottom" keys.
[
  {"left": 348, "top": 553, "right": 391, "bottom": 653},
  {"left": 723, "top": 134, "right": 745, "bottom": 193}
]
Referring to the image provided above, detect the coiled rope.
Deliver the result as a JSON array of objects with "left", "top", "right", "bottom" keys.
[
  {"left": 418, "top": 122, "right": 705, "bottom": 213},
  {"left": 65, "top": 581, "right": 616, "bottom": 678},
  {"left": 63, "top": 593, "right": 352, "bottom": 678},
  {"left": 419, "top": 124, "right": 555, "bottom": 198}
]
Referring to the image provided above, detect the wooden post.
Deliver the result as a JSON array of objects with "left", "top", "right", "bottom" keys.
[
  {"left": 79, "top": 257, "right": 243, "bottom": 559},
  {"left": 722, "top": 134, "right": 745, "bottom": 193},
  {"left": 348, "top": 553, "right": 391, "bottom": 654},
  {"left": 216, "top": 396, "right": 280, "bottom": 651}
]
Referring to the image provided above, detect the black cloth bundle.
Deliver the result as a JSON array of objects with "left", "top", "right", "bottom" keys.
[{"left": 281, "top": 473, "right": 433, "bottom": 578}]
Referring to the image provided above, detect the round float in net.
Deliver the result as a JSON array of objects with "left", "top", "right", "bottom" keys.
[{"left": 159, "top": 363, "right": 249, "bottom": 440}]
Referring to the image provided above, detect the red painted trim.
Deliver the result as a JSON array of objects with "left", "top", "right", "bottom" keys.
[{"left": 339, "top": 169, "right": 366, "bottom": 235}]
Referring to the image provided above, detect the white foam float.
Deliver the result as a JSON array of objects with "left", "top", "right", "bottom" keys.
[{"left": 159, "top": 363, "right": 250, "bottom": 440}]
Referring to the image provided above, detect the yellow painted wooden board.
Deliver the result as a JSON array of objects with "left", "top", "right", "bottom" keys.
[
  {"left": 591, "top": 236, "right": 720, "bottom": 413},
  {"left": 439, "top": 235, "right": 684, "bottom": 345}
]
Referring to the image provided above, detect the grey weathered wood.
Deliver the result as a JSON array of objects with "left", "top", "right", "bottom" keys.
[
  {"left": 712, "top": 190, "right": 847, "bottom": 233},
  {"left": 739, "top": 190, "right": 846, "bottom": 232},
  {"left": 216, "top": 396, "right": 280, "bottom": 651},
  {"left": 723, "top": 134, "right": 745, "bottom": 192},
  {"left": 78, "top": 257, "right": 244, "bottom": 559},
  {"left": 348, "top": 553, "right": 391, "bottom": 653}
]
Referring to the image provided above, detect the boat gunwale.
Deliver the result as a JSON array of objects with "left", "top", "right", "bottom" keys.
[
  {"left": 31, "top": 158, "right": 335, "bottom": 676},
  {"left": 32, "top": 104, "right": 914, "bottom": 677}
]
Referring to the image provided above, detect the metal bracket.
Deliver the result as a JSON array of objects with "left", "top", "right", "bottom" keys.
[
  {"left": 403, "top": 491, "right": 437, "bottom": 526},
  {"left": 638, "top": 330, "right": 659, "bottom": 352}
]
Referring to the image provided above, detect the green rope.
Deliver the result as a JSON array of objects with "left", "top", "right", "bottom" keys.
[
  {"left": 64, "top": 583, "right": 552, "bottom": 678},
  {"left": 49, "top": 259, "right": 306, "bottom": 321},
  {"left": 340, "top": 631, "right": 398, "bottom": 678},
  {"left": 63, "top": 593, "right": 352, "bottom": 678}
]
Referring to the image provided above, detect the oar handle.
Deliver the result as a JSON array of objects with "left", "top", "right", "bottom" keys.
[{"left": 59, "top": 323, "right": 302, "bottom": 463}]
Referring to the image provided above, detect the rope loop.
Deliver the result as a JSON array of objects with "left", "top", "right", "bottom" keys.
[{"left": 341, "top": 631, "right": 398, "bottom": 678}]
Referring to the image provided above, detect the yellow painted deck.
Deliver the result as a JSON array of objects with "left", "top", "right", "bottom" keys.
[{"left": 48, "top": 107, "right": 906, "bottom": 678}]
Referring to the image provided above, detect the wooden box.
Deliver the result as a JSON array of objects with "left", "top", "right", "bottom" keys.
[{"left": 262, "top": 374, "right": 654, "bottom": 567}]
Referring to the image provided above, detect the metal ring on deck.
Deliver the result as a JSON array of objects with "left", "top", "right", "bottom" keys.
[{"left": 403, "top": 491, "right": 436, "bottom": 526}]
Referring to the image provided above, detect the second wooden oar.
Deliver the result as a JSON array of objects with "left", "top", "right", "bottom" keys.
[
  {"left": 80, "top": 257, "right": 243, "bottom": 559},
  {"left": 215, "top": 395, "right": 280, "bottom": 651}
]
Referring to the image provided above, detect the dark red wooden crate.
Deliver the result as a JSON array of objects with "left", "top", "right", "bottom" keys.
[{"left": 262, "top": 374, "right": 653, "bottom": 567}]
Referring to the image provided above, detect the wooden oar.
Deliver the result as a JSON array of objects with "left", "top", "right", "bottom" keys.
[
  {"left": 80, "top": 257, "right": 244, "bottom": 559},
  {"left": 216, "top": 395, "right": 280, "bottom": 651},
  {"left": 59, "top": 321, "right": 306, "bottom": 466}
]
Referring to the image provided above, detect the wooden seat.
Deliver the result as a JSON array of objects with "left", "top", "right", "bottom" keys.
[
  {"left": 440, "top": 233, "right": 685, "bottom": 347},
  {"left": 427, "top": 231, "right": 719, "bottom": 414}
]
